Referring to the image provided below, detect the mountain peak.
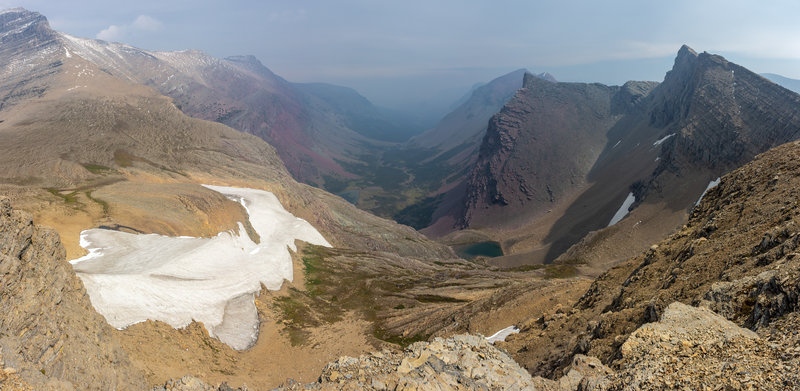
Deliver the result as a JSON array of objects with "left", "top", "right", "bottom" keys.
[
  {"left": 225, "top": 54, "right": 263, "bottom": 67},
  {"left": 677, "top": 44, "right": 698, "bottom": 58},
  {"left": 522, "top": 71, "right": 557, "bottom": 88},
  {"left": 0, "top": 7, "right": 60, "bottom": 67}
]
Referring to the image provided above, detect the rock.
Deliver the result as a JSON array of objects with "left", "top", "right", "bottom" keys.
[
  {"left": 608, "top": 302, "right": 799, "bottom": 390},
  {"left": 273, "top": 334, "right": 541, "bottom": 390},
  {"left": 151, "top": 376, "right": 248, "bottom": 391},
  {"left": 0, "top": 198, "right": 146, "bottom": 390}
]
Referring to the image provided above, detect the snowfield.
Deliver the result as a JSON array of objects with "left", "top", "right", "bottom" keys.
[{"left": 70, "top": 185, "right": 331, "bottom": 350}]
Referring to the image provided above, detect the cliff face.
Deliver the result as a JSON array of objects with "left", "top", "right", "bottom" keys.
[
  {"left": 0, "top": 198, "right": 145, "bottom": 390},
  {"left": 459, "top": 76, "right": 637, "bottom": 229},
  {"left": 441, "top": 74, "right": 658, "bottom": 235},
  {"left": 0, "top": 9, "right": 62, "bottom": 111},
  {"left": 642, "top": 45, "right": 800, "bottom": 191}
]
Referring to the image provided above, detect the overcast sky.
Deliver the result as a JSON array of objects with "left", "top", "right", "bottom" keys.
[{"left": 4, "top": 0, "right": 800, "bottom": 112}]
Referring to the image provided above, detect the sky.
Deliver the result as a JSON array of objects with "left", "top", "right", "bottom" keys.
[{"left": 3, "top": 0, "right": 800, "bottom": 115}]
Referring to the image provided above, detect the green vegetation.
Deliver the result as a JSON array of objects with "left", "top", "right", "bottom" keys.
[
  {"left": 113, "top": 149, "right": 188, "bottom": 177},
  {"left": 47, "top": 188, "right": 78, "bottom": 203},
  {"left": 373, "top": 326, "right": 430, "bottom": 348},
  {"left": 394, "top": 194, "right": 443, "bottom": 229},
  {"left": 543, "top": 264, "right": 578, "bottom": 279},
  {"left": 509, "top": 264, "right": 546, "bottom": 272},
  {"left": 414, "top": 294, "right": 468, "bottom": 303},
  {"left": 114, "top": 149, "right": 134, "bottom": 167},
  {"left": 81, "top": 163, "right": 115, "bottom": 175},
  {"left": 215, "top": 109, "right": 242, "bottom": 123},
  {"left": 85, "top": 191, "right": 110, "bottom": 216},
  {"left": 321, "top": 174, "right": 351, "bottom": 194}
]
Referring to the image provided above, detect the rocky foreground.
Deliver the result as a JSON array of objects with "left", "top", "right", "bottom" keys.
[{"left": 150, "top": 301, "right": 797, "bottom": 390}]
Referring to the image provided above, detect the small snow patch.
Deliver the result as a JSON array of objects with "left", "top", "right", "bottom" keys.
[
  {"left": 486, "top": 326, "right": 520, "bottom": 343},
  {"left": 653, "top": 133, "right": 675, "bottom": 147},
  {"left": 695, "top": 177, "right": 721, "bottom": 206},
  {"left": 608, "top": 192, "right": 636, "bottom": 227}
]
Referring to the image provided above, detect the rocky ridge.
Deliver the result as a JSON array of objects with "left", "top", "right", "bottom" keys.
[{"left": 501, "top": 139, "right": 800, "bottom": 383}]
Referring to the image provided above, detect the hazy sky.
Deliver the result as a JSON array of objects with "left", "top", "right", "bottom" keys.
[{"left": 4, "top": 0, "right": 800, "bottom": 112}]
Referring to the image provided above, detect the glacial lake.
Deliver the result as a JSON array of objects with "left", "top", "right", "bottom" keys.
[{"left": 453, "top": 241, "right": 504, "bottom": 260}]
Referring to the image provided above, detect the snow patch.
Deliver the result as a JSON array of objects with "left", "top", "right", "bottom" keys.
[
  {"left": 70, "top": 185, "right": 331, "bottom": 350},
  {"left": 653, "top": 133, "right": 675, "bottom": 147},
  {"left": 608, "top": 192, "right": 636, "bottom": 227},
  {"left": 695, "top": 177, "right": 721, "bottom": 206},
  {"left": 486, "top": 326, "right": 520, "bottom": 343}
]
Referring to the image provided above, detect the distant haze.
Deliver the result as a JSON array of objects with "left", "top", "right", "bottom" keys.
[{"left": 4, "top": 0, "right": 800, "bottom": 115}]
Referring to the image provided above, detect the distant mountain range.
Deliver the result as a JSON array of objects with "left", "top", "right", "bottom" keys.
[
  {"left": 43, "top": 28, "right": 423, "bottom": 187},
  {"left": 762, "top": 72, "right": 800, "bottom": 94}
]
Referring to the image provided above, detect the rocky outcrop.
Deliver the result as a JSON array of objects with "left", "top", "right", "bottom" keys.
[
  {"left": 608, "top": 302, "right": 799, "bottom": 390},
  {"left": 152, "top": 376, "right": 245, "bottom": 391},
  {"left": 274, "top": 335, "right": 543, "bottom": 390},
  {"left": 0, "top": 8, "right": 60, "bottom": 66},
  {"left": 0, "top": 198, "right": 146, "bottom": 390}
]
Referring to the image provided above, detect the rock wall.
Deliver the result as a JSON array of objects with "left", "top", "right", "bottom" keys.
[{"left": 0, "top": 198, "right": 145, "bottom": 390}]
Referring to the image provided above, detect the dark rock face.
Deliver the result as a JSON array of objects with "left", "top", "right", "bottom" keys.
[
  {"left": 458, "top": 75, "right": 654, "bottom": 229},
  {"left": 0, "top": 9, "right": 62, "bottom": 111},
  {"left": 646, "top": 45, "right": 800, "bottom": 181},
  {"left": 0, "top": 198, "right": 146, "bottom": 390},
  {"left": 0, "top": 9, "right": 59, "bottom": 61}
]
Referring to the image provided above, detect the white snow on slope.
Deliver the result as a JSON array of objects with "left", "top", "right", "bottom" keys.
[
  {"left": 70, "top": 185, "right": 331, "bottom": 350},
  {"left": 695, "top": 177, "right": 721, "bottom": 206},
  {"left": 653, "top": 133, "right": 675, "bottom": 146},
  {"left": 608, "top": 192, "right": 636, "bottom": 227},
  {"left": 486, "top": 326, "right": 520, "bottom": 344}
]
